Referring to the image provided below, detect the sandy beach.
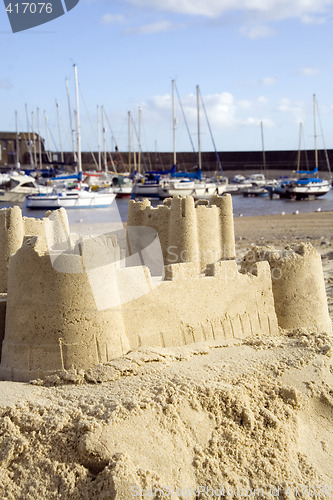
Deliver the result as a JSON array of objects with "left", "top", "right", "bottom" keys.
[{"left": 0, "top": 210, "right": 332, "bottom": 499}]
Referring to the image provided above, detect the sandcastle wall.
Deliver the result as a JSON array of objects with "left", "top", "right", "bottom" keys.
[
  {"left": 0, "top": 231, "right": 279, "bottom": 381},
  {"left": 241, "top": 244, "right": 332, "bottom": 334},
  {"left": 122, "top": 260, "right": 278, "bottom": 350}
]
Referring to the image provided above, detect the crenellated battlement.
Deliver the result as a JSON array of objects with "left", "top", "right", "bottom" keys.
[{"left": 128, "top": 194, "right": 235, "bottom": 272}]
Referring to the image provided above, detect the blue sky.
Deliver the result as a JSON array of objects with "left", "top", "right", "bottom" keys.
[{"left": 1, "top": 0, "right": 333, "bottom": 154}]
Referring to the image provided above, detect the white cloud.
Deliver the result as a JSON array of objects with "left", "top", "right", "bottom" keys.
[
  {"left": 301, "top": 13, "right": 327, "bottom": 23},
  {"left": 261, "top": 77, "right": 276, "bottom": 86},
  {"left": 239, "top": 24, "right": 275, "bottom": 39},
  {"left": 277, "top": 98, "right": 305, "bottom": 123},
  {"left": 125, "top": 0, "right": 333, "bottom": 22},
  {"left": 127, "top": 20, "right": 181, "bottom": 34},
  {"left": 144, "top": 90, "right": 273, "bottom": 133},
  {"left": 257, "top": 96, "right": 268, "bottom": 105},
  {"left": 101, "top": 14, "right": 125, "bottom": 25},
  {"left": 0, "top": 80, "right": 11, "bottom": 89},
  {"left": 300, "top": 67, "right": 320, "bottom": 76}
]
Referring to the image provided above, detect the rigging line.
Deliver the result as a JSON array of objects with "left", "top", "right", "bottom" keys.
[
  {"left": 140, "top": 112, "right": 152, "bottom": 170},
  {"left": 131, "top": 116, "right": 148, "bottom": 171},
  {"left": 315, "top": 96, "right": 332, "bottom": 175},
  {"left": 107, "top": 150, "right": 117, "bottom": 173},
  {"left": 73, "top": 84, "right": 98, "bottom": 168},
  {"left": 46, "top": 119, "right": 59, "bottom": 153},
  {"left": 57, "top": 104, "right": 72, "bottom": 153},
  {"left": 80, "top": 125, "right": 99, "bottom": 169},
  {"left": 199, "top": 88, "right": 223, "bottom": 173},
  {"left": 43, "top": 111, "right": 53, "bottom": 163},
  {"left": 78, "top": 85, "right": 98, "bottom": 145},
  {"left": 300, "top": 122, "right": 309, "bottom": 171},
  {"left": 103, "top": 110, "right": 127, "bottom": 171},
  {"left": 174, "top": 83, "right": 197, "bottom": 158}
]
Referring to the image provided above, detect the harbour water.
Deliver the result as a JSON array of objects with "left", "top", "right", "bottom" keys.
[{"left": 2, "top": 188, "right": 333, "bottom": 227}]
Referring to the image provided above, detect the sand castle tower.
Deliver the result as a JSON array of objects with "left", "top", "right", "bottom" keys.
[
  {"left": 127, "top": 193, "right": 235, "bottom": 273},
  {"left": 0, "top": 206, "right": 24, "bottom": 293},
  {"left": 0, "top": 206, "right": 69, "bottom": 360},
  {"left": 0, "top": 208, "right": 130, "bottom": 381},
  {"left": 241, "top": 243, "right": 332, "bottom": 334}
]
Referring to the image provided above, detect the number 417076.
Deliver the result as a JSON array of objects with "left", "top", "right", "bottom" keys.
[{"left": 5, "top": 3, "right": 53, "bottom": 14}]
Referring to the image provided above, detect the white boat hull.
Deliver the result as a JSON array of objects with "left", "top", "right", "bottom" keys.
[
  {"left": 0, "top": 190, "right": 33, "bottom": 203},
  {"left": 192, "top": 184, "right": 221, "bottom": 199},
  {"left": 113, "top": 186, "right": 133, "bottom": 198},
  {"left": 275, "top": 179, "right": 331, "bottom": 199},
  {"left": 26, "top": 190, "right": 116, "bottom": 209},
  {"left": 132, "top": 184, "right": 160, "bottom": 197},
  {"left": 158, "top": 181, "right": 196, "bottom": 199},
  {"left": 0, "top": 175, "right": 52, "bottom": 203}
]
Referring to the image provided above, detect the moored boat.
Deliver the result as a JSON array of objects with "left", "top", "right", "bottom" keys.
[
  {"left": 0, "top": 172, "right": 52, "bottom": 203},
  {"left": 26, "top": 187, "right": 116, "bottom": 209},
  {"left": 158, "top": 178, "right": 195, "bottom": 199},
  {"left": 268, "top": 97, "right": 332, "bottom": 200},
  {"left": 242, "top": 186, "right": 269, "bottom": 197},
  {"left": 279, "top": 176, "right": 331, "bottom": 200}
]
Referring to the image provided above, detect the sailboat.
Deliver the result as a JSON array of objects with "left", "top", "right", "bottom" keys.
[
  {"left": 277, "top": 95, "right": 331, "bottom": 200},
  {"left": 26, "top": 65, "right": 116, "bottom": 210}
]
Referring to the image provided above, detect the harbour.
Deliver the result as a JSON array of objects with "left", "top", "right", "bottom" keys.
[{"left": 1, "top": 179, "right": 332, "bottom": 224}]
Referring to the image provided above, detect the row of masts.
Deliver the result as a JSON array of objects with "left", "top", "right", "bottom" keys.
[
  {"left": 20, "top": 74, "right": 212, "bottom": 175},
  {"left": 16, "top": 68, "right": 146, "bottom": 175},
  {"left": 14, "top": 76, "right": 328, "bottom": 178}
]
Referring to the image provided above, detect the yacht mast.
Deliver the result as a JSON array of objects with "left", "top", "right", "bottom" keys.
[
  {"left": 101, "top": 105, "right": 108, "bottom": 172},
  {"left": 44, "top": 111, "right": 52, "bottom": 163},
  {"left": 56, "top": 100, "right": 64, "bottom": 164},
  {"left": 138, "top": 106, "right": 142, "bottom": 175},
  {"left": 74, "top": 64, "right": 82, "bottom": 173},
  {"left": 97, "top": 105, "right": 101, "bottom": 170},
  {"left": 128, "top": 111, "right": 132, "bottom": 173},
  {"left": 25, "top": 104, "right": 33, "bottom": 168},
  {"left": 297, "top": 122, "right": 302, "bottom": 173},
  {"left": 15, "top": 110, "right": 20, "bottom": 169},
  {"left": 196, "top": 84, "right": 202, "bottom": 170},
  {"left": 313, "top": 93, "right": 318, "bottom": 176},
  {"left": 66, "top": 78, "right": 77, "bottom": 165},
  {"left": 260, "top": 121, "right": 266, "bottom": 176},
  {"left": 37, "top": 108, "right": 42, "bottom": 169},
  {"left": 172, "top": 79, "right": 177, "bottom": 166}
]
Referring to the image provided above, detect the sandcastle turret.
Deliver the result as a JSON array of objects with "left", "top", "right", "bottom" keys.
[
  {"left": 241, "top": 243, "right": 332, "bottom": 334},
  {"left": 167, "top": 196, "right": 200, "bottom": 270},
  {"left": 0, "top": 206, "right": 24, "bottom": 293},
  {"left": 0, "top": 231, "right": 129, "bottom": 382},
  {"left": 211, "top": 194, "right": 235, "bottom": 260},
  {"left": 127, "top": 194, "right": 236, "bottom": 273}
]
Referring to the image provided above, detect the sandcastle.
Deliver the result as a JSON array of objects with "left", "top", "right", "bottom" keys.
[{"left": 0, "top": 195, "right": 331, "bottom": 381}]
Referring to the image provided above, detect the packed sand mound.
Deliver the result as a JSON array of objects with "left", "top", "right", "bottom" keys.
[{"left": 0, "top": 328, "right": 332, "bottom": 499}]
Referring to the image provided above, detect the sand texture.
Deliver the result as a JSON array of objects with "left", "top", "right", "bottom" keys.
[{"left": 0, "top": 211, "right": 332, "bottom": 499}]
